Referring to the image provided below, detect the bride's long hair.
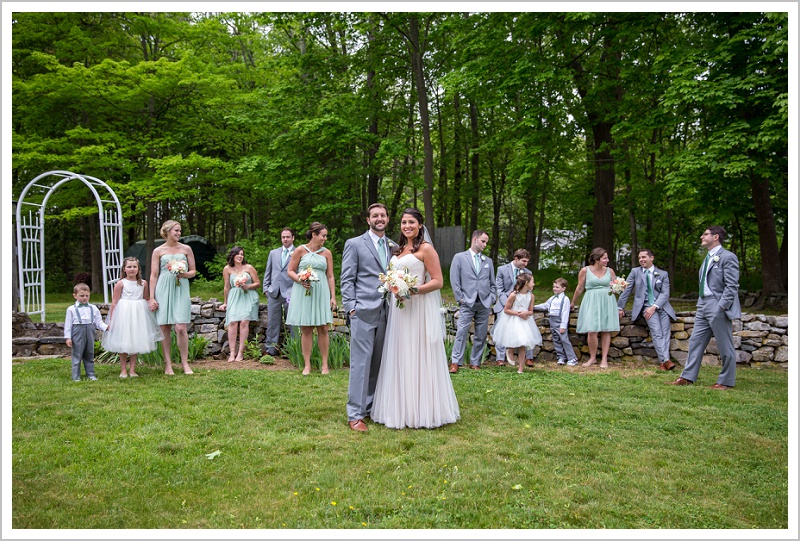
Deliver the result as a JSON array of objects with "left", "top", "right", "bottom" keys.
[{"left": 394, "top": 208, "right": 426, "bottom": 255}]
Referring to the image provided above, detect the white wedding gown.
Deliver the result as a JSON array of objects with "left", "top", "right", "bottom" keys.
[{"left": 371, "top": 254, "right": 460, "bottom": 429}]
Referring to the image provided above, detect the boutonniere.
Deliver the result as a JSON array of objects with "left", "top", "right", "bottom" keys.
[
  {"left": 712, "top": 256, "right": 720, "bottom": 263},
  {"left": 387, "top": 240, "right": 398, "bottom": 249},
  {"left": 480, "top": 255, "right": 485, "bottom": 261},
  {"left": 653, "top": 271, "right": 660, "bottom": 277}
]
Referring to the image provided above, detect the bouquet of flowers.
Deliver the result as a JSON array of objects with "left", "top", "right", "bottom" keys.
[
  {"left": 378, "top": 263, "right": 419, "bottom": 308},
  {"left": 296, "top": 265, "right": 319, "bottom": 296},
  {"left": 166, "top": 257, "right": 188, "bottom": 287},
  {"left": 609, "top": 277, "right": 628, "bottom": 296},
  {"left": 233, "top": 272, "right": 249, "bottom": 288}
]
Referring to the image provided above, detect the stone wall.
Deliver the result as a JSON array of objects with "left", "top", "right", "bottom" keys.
[{"left": 12, "top": 299, "right": 789, "bottom": 368}]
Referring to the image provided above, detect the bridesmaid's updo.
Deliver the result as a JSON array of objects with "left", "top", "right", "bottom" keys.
[
  {"left": 160, "top": 220, "right": 181, "bottom": 239},
  {"left": 588, "top": 247, "right": 608, "bottom": 265},
  {"left": 305, "top": 222, "right": 327, "bottom": 240}
]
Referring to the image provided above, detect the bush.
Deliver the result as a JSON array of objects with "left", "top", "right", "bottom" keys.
[{"left": 282, "top": 331, "right": 349, "bottom": 370}]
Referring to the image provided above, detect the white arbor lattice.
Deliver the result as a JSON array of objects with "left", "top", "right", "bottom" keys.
[{"left": 16, "top": 171, "right": 124, "bottom": 321}]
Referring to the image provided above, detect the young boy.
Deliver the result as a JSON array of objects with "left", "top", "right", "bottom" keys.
[
  {"left": 64, "top": 283, "right": 108, "bottom": 381},
  {"left": 534, "top": 278, "right": 578, "bottom": 366}
]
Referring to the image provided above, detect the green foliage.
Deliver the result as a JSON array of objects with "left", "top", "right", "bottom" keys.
[
  {"left": 283, "top": 332, "right": 349, "bottom": 370},
  {"left": 242, "top": 333, "right": 265, "bottom": 360}
]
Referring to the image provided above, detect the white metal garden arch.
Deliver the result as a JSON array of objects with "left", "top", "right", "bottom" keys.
[{"left": 16, "top": 170, "right": 124, "bottom": 322}]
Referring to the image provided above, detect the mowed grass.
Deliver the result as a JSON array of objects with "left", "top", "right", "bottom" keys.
[{"left": 11, "top": 359, "right": 788, "bottom": 530}]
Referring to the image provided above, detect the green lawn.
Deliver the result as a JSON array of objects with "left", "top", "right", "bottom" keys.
[{"left": 11, "top": 358, "right": 788, "bottom": 530}]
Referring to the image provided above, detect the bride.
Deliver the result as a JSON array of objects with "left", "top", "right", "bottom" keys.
[{"left": 371, "top": 208, "right": 460, "bottom": 429}]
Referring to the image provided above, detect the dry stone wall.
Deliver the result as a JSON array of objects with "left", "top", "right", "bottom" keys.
[{"left": 12, "top": 299, "right": 789, "bottom": 369}]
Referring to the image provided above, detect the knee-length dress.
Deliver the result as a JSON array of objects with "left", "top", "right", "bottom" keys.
[
  {"left": 372, "top": 254, "right": 460, "bottom": 429},
  {"left": 225, "top": 271, "right": 259, "bottom": 325},
  {"left": 155, "top": 253, "right": 192, "bottom": 325},
  {"left": 285, "top": 246, "right": 332, "bottom": 327},
  {"left": 491, "top": 291, "right": 543, "bottom": 349},
  {"left": 576, "top": 267, "right": 621, "bottom": 333},
  {"left": 102, "top": 279, "right": 163, "bottom": 354}
]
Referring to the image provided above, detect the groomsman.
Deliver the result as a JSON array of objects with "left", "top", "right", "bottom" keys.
[
  {"left": 493, "top": 248, "right": 534, "bottom": 366},
  {"left": 341, "top": 203, "right": 393, "bottom": 431},
  {"left": 617, "top": 248, "right": 677, "bottom": 371},
  {"left": 449, "top": 230, "right": 497, "bottom": 373},
  {"left": 262, "top": 228, "right": 296, "bottom": 356},
  {"left": 669, "top": 226, "right": 741, "bottom": 389}
]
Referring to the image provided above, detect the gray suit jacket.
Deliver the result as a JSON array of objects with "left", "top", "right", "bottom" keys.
[
  {"left": 341, "top": 232, "right": 397, "bottom": 324},
  {"left": 617, "top": 265, "right": 676, "bottom": 321},
  {"left": 493, "top": 262, "right": 532, "bottom": 313},
  {"left": 450, "top": 250, "right": 497, "bottom": 309},
  {"left": 263, "top": 246, "right": 295, "bottom": 299},
  {"left": 700, "top": 247, "right": 741, "bottom": 319}
]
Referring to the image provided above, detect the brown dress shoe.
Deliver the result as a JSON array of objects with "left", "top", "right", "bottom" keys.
[
  {"left": 667, "top": 377, "right": 693, "bottom": 386},
  {"left": 658, "top": 362, "right": 668, "bottom": 371},
  {"left": 497, "top": 360, "right": 508, "bottom": 367},
  {"left": 525, "top": 360, "right": 535, "bottom": 367},
  {"left": 469, "top": 365, "right": 480, "bottom": 370},
  {"left": 663, "top": 360, "right": 676, "bottom": 371},
  {"left": 449, "top": 363, "right": 459, "bottom": 374},
  {"left": 710, "top": 383, "right": 733, "bottom": 390},
  {"left": 348, "top": 419, "right": 368, "bottom": 432}
]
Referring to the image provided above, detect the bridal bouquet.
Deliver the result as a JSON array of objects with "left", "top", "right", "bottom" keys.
[
  {"left": 233, "top": 272, "right": 249, "bottom": 288},
  {"left": 166, "top": 257, "right": 188, "bottom": 286},
  {"left": 609, "top": 277, "right": 628, "bottom": 296},
  {"left": 296, "top": 265, "right": 319, "bottom": 296},
  {"left": 378, "top": 263, "right": 419, "bottom": 308}
]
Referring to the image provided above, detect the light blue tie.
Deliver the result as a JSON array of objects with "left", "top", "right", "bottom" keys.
[
  {"left": 646, "top": 269, "right": 654, "bottom": 305},
  {"left": 281, "top": 248, "right": 289, "bottom": 267},
  {"left": 474, "top": 253, "right": 481, "bottom": 275},
  {"left": 378, "top": 238, "right": 387, "bottom": 270},
  {"left": 514, "top": 267, "right": 520, "bottom": 279}
]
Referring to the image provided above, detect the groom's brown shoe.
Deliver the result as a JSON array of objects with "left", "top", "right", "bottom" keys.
[
  {"left": 667, "top": 377, "right": 693, "bottom": 386},
  {"left": 662, "top": 360, "right": 676, "bottom": 371},
  {"left": 710, "top": 383, "right": 733, "bottom": 390},
  {"left": 449, "top": 363, "right": 459, "bottom": 374},
  {"left": 348, "top": 419, "right": 368, "bottom": 432}
]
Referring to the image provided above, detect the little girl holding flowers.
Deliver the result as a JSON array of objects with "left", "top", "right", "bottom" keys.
[{"left": 219, "top": 246, "right": 261, "bottom": 362}]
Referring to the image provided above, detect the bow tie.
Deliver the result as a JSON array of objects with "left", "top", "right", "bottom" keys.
[{"left": 78, "top": 303, "right": 89, "bottom": 307}]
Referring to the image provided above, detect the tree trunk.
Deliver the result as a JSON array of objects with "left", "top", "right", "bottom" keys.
[
  {"left": 750, "top": 173, "right": 784, "bottom": 298},
  {"left": 591, "top": 120, "right": 616, "bottom": 266},
  {"left": 434, "top": 88, "right": 448, "bottom": 227},
  {"left": 407, "top": 16, "right": 435, "bottom": 241},
  {"left": 453, "top": 94, "right": 463, "bottom": 227},
  {"left": 366, "top": 19, "right": 380, "bottom": 206},
  {"left": 625, "top": 167, "right": 637, "bottom": 268},
  {"left": 468, "top": 101, "right": 480, "bottom": 236}
]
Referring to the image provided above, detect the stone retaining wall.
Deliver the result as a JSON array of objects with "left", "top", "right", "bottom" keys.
[{"left": 12, "top": 299, "right": 789, "bottom": 368}]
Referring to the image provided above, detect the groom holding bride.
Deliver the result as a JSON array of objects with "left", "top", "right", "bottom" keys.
[{"left": 341, "top": 204, "right": 460, "bottom": 432}]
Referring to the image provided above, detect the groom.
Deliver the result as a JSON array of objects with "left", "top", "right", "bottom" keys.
[{"left": 341, "top": 203, "right": 393, "bottom": 432}]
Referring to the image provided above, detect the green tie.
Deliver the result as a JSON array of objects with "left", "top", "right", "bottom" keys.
[
  {"left": 699, "top": 253, "right": 711, "bottom": 297},
  {"left": 378, "top": 238, "right": 387, "bottom": 269},
  {"left": 646, "top": 269, "right": 654, "bottom": 305},
  {"left": 514, "top": 267, "right": 519, "bottom": 279},
  {"left": 281, "top": 248, "right": 289, "bottom": 267},
  {"left": 474, "top": 253, "right": 481, "bottom": 275}
]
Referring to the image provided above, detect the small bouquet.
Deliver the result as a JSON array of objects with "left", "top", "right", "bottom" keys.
[
  {"left": 233, "top": 272, "right": 249, "bottom": 288},
  {"left": 378, "top": 263, "right": 419, "bottom": 308},
  {"left": 166, "top": 257, "right": 188, "bottom": 286},
  {"left": 609, "top": 277, "right": 628, "bottom": 296},
  {"left": 296, "top": 265, "right": 319, "bottom": 296}
]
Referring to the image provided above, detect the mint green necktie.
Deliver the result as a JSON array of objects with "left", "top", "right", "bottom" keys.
[
  {"left": 474, "top": 253, "right": 481, "bottom": 275},
  {"left": 699, "top": 253, "right": 711, "bottom": 297},
  {"left": 514, "top": 267, "right": 520, "bottom": 278},
  {"left": 281, "top": 248, "right": 289, "bottom": 267},
  {"left": 646, "top": 269, "right": 654, "bottom": 305},
  {"left": 378, "top": 238, "right": 387, "bottom": 269}
]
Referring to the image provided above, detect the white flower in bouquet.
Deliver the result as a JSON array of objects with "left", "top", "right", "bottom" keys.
[
  {"left": 166, "top": 258, "right": 188, "bottom": 286},
  {"left": 377, "top": 262, "right": 419, "bottom": 308},
  {"left": 296, "top": 265, "right": 319, "bottom": 296},
  {"left": 234, "top": 272, "right": 249, "bottom": 288},
  {"left": 609, "top": 277, "right": 627, "bottom": 296}
]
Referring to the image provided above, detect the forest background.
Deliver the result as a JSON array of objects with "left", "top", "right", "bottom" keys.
[{"left": 9, "top": 10, "right": 790, "bottom": 307}]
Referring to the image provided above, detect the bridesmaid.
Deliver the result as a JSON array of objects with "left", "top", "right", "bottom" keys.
[
  {"left": 285, "top": 222, "right": 337, "bottom": 375},
  {"left": 219, "top": 246, "right": 260, "bottom": 362},
  {"left": 571, "top": 247, "right": 621, "bottom": 368},
  {"left": 149, "top": 220, "right": 196, "bottom": 375}
]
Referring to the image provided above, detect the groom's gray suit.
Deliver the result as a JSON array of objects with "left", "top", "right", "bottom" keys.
[
  {"left": 450, "top": 250, "right": 497, "bottom": 367},
  {"left": 341, "top": 231, "right": 391, "bottom": 422},
  {"left": 493, "top": 262, "right": 533, "bottom": 362},
  {"left": 616, "top": 265, "right": 676, "bottom": 363},
  {"left": 680, "top": 247, "right": 741, "bottom": 387}
]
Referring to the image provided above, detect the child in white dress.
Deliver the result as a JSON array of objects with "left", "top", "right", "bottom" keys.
[
  {"left": 102, "top": 257, "right": 163, "bottom": 378},
  {"left": 491, "top": 273, "right": 542, "bottom": 373}
]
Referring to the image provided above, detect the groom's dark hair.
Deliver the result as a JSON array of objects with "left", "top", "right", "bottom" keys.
[
  {"left": 471, "top": 229, "right": 488, "bottom": 241},
  {"left": 367, "top": 203, "right": 387, "bottom": 216},
  {"left": 707, "top": 225, "right": 727, "bottom": 243}
]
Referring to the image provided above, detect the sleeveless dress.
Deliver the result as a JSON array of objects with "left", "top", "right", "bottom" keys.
[
  {"left": 285, "top": 246, "right": 333, "bottom": 327},
  {"left": 102, "top": 279, "right": 164, "bottom": 354},
  {"left": 155, "top": 253, "right": 192, "bottom": 325},
  {"left": 225, "top": 270, "right": 259, "bottom": 325},
  {"left": 491, "top": 291, "right": 543, "bottom": 349},
  {"left": 372, "top": 254, "right": 460, "bottom": 429},
  {"left": 576, "top": 267, "right": 621, "bottom": 333}
]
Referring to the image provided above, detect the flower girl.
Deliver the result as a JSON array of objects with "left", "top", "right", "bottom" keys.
[
  {"left": 102, "top": 257, "right": 164, "bottom": 378},
  {"left": 491, "top": 273, "right": 542, "bottom": 374}
]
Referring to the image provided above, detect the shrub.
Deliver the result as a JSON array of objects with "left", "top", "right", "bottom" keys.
[{"left": 282, "top": 331, "right": 349, "bottom": 370}]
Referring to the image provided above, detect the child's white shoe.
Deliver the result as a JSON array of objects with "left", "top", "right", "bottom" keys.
[{"left": 567, "top": 359, "right": 578, "bottom": 366}]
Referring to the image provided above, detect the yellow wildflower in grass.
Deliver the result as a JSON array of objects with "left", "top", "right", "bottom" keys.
[{"left": 331, "top": 501, "right": 337, "bottom": 506}]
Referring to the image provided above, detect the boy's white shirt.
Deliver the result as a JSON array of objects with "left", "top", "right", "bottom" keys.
[
  {"left": 534, "top": 293, "right": 570, "bottom": 330},
  {"left": 64, "top": 302, "right": 108, "bottom": 338}
]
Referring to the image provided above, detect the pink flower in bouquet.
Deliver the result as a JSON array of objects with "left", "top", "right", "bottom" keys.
[
  {"left": 296, "top": 265, "right": 319, "bottom": 296},
  {"left": 609, "top": 277, "right": 627, "bottom": 296},
  {"left": 234, "top": 272, "right": 249, "bottom": 288},
  {"left": 166, "top": 257, "right": 188, "bottom": 287},
  {"left": 377, "top": 263, "right": 419, "bottom": 308}
]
